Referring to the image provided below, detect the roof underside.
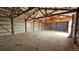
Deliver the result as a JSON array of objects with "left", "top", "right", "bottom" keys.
[{"left": 0, "top": 7, "right": 77, "bottom": 23}]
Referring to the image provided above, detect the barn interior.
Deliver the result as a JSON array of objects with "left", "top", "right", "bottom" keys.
[{"left": 0, "top": 7, "right": 79, "bottom": 51}]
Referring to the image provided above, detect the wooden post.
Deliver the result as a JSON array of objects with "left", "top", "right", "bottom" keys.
[
  {"left": 56, "top": 23, "right": 57, "bottom": 31},
  {"left": 38, "top": 22, "right": 40, "bottom": 30},
  {"left": 68, "top": 14, "right": 74, "bottom": 38},
  {"left": 40, "top": 22, "right": 42, "bottom": 30},
  {"left": 42, "top": 23, "right": 44, "bottom": 30},
  {"left": 33, "top": 21, "right": 34, "bottom": 31},
  {"left": 11, "top": 18, "right": 14, "bottom": 35},
  {"left": 71, "top": 15, "right": 74, "bottom": 37},
  {"left": 43, "top": 23, "right": 45, "bottom": 30},
  {"left": 45, "top": 8, "right": 47, "bottom": 16},
  {"left": 25, "top": 19, "right": 27, "bottom": 32},
  {"left": 67, "top": 22, "right": 69, "bottom": 33},
  {"left": 49, "top": 23, "right": 51, "bottom": 30},
  {"left": 74, "top": 8, "right": 79, "bottom": 44},
  {"left": 39, "top": 21, "right": 42, "bottom": 30}
]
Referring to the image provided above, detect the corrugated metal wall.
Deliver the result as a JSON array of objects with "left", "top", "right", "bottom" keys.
[
  {"left": 44, "top": 22, "right": 68, "bottom": 32},
  {"left": 34, "top": 22, "right": 39, "bottom": 31},
  {"left": 27, "top": 21, "right": 33, "bottom": 32},
  {"left": 0, "top": 17, "right": 11, "bottom": 35},
  {"left": 56, "top": 22, "right": 68, "bottom": 32},
  {"left": 0, "top": 16, "right": 43, "bottom": 35},
  {"left": 0, "top": 16, "right": 69, "bottom": 35},
  {"left": 44, "top": 24, "right": 51, "bottom": 30},
  {"left": 14, "top": 17, "right": 25, "bottom": 33}
]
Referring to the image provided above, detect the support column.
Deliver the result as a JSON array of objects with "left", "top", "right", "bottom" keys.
[
  {"left": 49, "top": 23, "right": 51, "bottom": 30},
  {"left": 11, "top": 18, "right": 14, "bottom": 35},
  {"left": 33, "top": 21, "right": 34, "bottom": 31},
  {"left": 74, "top": 7, "right": 79, "bottom": 44},
  {"left": 66, "top": 22, "right": 69, "bottom": 33},
  {"left": 68, "top": 14, "right": 74, "bottom": 38},
  {"left": 25, "top": 19, "right": 27, "bottom": 32},
  {"left": 40, "top": 22, "right": 42, "bottom": 30},
  {"left": 43, "top": 23, "right": 45, "bottom": 30},
  {"left": 38, "top": 22, "right": 40, "bottom": 30},
  {"left": 56, "top": 23, "right": 57, "bottom": 31},
  {"left": 71, "top": 15, "right": 74, "bottom": 36}
]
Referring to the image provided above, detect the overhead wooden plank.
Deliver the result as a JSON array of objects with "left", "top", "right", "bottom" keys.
[
  {"left": 47, "top": 10, "right": 57, "bottom": 16},
  {"left": 28, "top": 9, "right": 76, "bottom": 20},
  {"left": 49, "top": 9, "right": 76, "bottom": 16},
  {"left": 14, "top": 7, "right": 35, "bottom": 18},
  {"left": 39, "top": 9, "right": 45, "bottom": 16},
  {"left": 40, "top": 7, "right": 76, "bottom": 10},
  {"left": 0, "top": 7, "right": 12, "bottom": 12},
  {"left": 45, "top": 8, "right": 47, "bottom": 16},
  {"left": 34, "top": 10, "right": 39, "bottom": 18},
  {"left": 0, "top": 8, "right": 10, "bottom": 13}
]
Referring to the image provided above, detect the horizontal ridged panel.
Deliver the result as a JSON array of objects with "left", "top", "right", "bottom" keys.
[{"left": 0, "top": 17, "right": 11, "bottom": 35}]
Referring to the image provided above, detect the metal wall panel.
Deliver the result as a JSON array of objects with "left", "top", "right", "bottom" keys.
[
  {"left": 0, "top": 17, "right": 11, "bottom": 35},
  {"left": 34, "top": 22, "right": 39, "bottom": 31},
  {"left": 27, "top": 21, "right": 33, "bottom": 32},
  {"left": 57, "top": 22, "right": 67, "bottom": 32},
  {"left": 14, "top": 18, "right": 25, "bottom": 33},
  {"left": 44, "top": 22, "right": 68, "bottom": 32}
]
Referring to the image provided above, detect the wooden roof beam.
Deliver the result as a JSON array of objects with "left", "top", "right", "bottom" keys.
[
  {"left": 0, "top": 8, "right": 10, "bottom": 13},
  {"left": 39, "top": 9, "right": 45, "bottom": 16},
  {"left": 0, "top": 9, "right": 10, "bottom": 13},
  {"left": 46, "top": 10, "right": 57, "bottom": 16},
  {"left": 0, "top": 7, "right": 13, "bottom": 11},
  {"left": 40, "top": 7, "right": 76, "bottom": 10},
  {"left": 24, "top": 8, "right": 39, "bottom": 20},
  {"left": 49, "top": 9, "right": 76, "bottom": 16},
  {"left": 33, "top": 10, "right": 39, "bottom": 18},
  {"left": 14, "top": 7, "right": 35, "bottom": 18},
  {"left": 28, "top": 9, "right": 76, "bottom": 20}
]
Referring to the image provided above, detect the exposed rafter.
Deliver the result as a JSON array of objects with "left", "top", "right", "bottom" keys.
[
  {"left": 24, "top": 8, "right": 39, "bottom": 20},
  {"left": 47, "top": 10, "right": 57, "bottom": 16},
  {"left": 40, "top": 7, "right": 76, "bottom": 10},
  {"left": 49, "top": 9, "right": 76, "bottom": 16},
  {"left": 34, "top": 10, "right": 39, "bottom": 18},
  {"left": 0, "top": 7, "right": 13, "bottom": 11},
  {"left": 13, "top": 7, "right": 35, "bottom": 18},
  {"left": 28, "top": 9, "right": 76, "bottom": 20},
  {"left": 39, "top": 9, "right": 45, "bottom": 16},
  {"left": 0, "top": 7, "right": 77, "bottom": 20},
  {"left": 0, "top": 8, "right": 10, "bottom": 13},
  {"left": 10, "top": 7, "right": 18, "bottom": 18}
]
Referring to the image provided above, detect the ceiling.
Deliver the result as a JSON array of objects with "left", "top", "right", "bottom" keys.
[{"left": 0, "top": 7, "right": 77, "bottom": 23}]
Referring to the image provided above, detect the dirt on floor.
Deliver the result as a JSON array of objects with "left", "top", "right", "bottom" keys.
[{"left": 0, "top": 31, "right": 79, "bottom": 51}]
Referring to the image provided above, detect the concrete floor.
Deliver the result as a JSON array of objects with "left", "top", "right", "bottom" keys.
[{"left": 0, "top": 31, "right": 78, "bottom": 51}]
